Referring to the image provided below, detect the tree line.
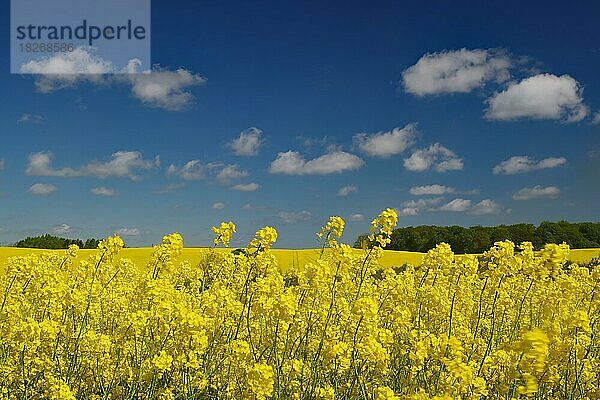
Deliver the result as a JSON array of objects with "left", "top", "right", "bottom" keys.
[
  {"left": 354, "top": 221, "right": 600, "bottom": 253},
  {"left": 14, "top": 234, "right": 101, "bottom": 250}
]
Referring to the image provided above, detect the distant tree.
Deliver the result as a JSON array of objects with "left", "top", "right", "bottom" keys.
[
  {"left": 14, "top": 234, "right": 102, "bottom": 249},
  {"left": 355, "top": 221, "right": 600, "bottom": 253}
]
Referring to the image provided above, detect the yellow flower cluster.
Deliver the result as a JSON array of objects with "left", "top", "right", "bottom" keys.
[
  {"left": 212, "top": 221, "right": 236, "bottom": 247},
  {"left": 0, "top": 208, "right": 598, "bottom": 400},
  {"left": 369, "top": 208, "right": 398, "bottom": 247}
]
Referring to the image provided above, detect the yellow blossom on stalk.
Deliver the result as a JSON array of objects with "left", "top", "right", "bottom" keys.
[
  {"left": 519, "top": 329, "right": 549, "bottom": 373},
  {"left": 375, "top": 386, "right": 400, "bottom": 400},
  {"left": 249, "top": 226, "right": 278, "bottom": 251},
  {"left": 539, "top": 242, "right": 570, "bottom": 277},
  {"left": 317, "top": 384, "right": 335, "bottom": 399},
  {"left": 369, "top": 208, "right": 398, "bottom": 247},
  {"left": 97, "top": 235, "right": 124, "bottom": 260},
  {"left": 45, "top": 376, "right": 76, "bottom": 400},
  {"left": 212, "top": 221, "right": 236, "bottom": 247},
  {"left": 152, "top": 351, "right": 173, "bottom": 372},
  {"left": 157, "top": 388, "right": 175, "bottom": 400},
  {"left": 247, "top": 362, "right": 274, "bottom": 400},
  {"left": 66, "top": 244, "right": 79, "bottom": 258},
  {"left": 230, "top": 339, "right": 251, "bottom": 361},
  {"left": 318, "top": 216, "right": 345, "bottom": 245},
  {"left": 517, "top": 373, "right": 539, "bottom": 397}
]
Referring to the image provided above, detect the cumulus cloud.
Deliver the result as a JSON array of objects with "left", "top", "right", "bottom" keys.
[
  {"left": 115, "top": 228, "right": 140, "bottom": 236},
  {"left": 409, "top": 184, "right": 455, "bottom": 195},
  {"left": 347, "top": 214, "right": 365, "bottom": 222},
  {"left": 155, "top": 183, "right": 186, "bottom": 194},
  {"left": 397, "top": 197, "right": 444, "bottom": 216},
  {"left": 82, "top": 151, "right": 159, "bottom": 179},
  {"left": 278, "top": 210, "right": 312, "bottom": 223},
  {"left": 212, "top": 202, "right": 225, "bottom": 209},
  {"left": 228, "top": 127, "right": 263, "bottom": 156},
  {"left": 21, "top": 48, "right": 114, "bottom": 74},
  {"left": 397, "top": 207, "right": 419, "bottom": 216},
  {"left": 17, "top": 113, "right": 44, "bottom": 124},
  {"left": 492, "top": 155, "right": 567, "bottom": 174},
  {"left": 592, "top": 112, "right": 600, "bottom": 125},
  {"left": 232, "top": 182, "right": 261, "bottom": 192},
  {"left": 440, "top": 198, "right": 472, "bottom": 212},
  {"left": 470, "top": 199, "right": 502, "bottom": 215},
  {"left": 128, "top": 68, "right": 206, "bottom": 111},
  {"left": 28, "top": 183, "right": 57, "bottom": 196},
  {"left": 26, "top": 151, "right": 159, "bottom": 180},
  {"left": 354, "top": 124, "right": 417, "bottom": 158},
  {"left": 53, "top": 224, "right": 72, "bottom": 235},
  {"left": 404, "top": 143, "right": 464, "bottom": 172},
  {"left": 269, "top": 150, "right": 364, "bottom": 175},
  {"left": 402, "top": 48, "right": 511, "bottom": 96},
  {"left": 90, "top": 186, "right": 118, "bottom": 196},
  {"left": 21, "top": 47, "right": 113, "bottom": 92},
  {"left": 26, "top": 152, "right": 80, "bottom": 177},
  {"left": 513, "top": 185, "right": 560, "bottom": 200},
  {"left": 485, "top": 74, "right": 588, "bottom": 122},
  {"left": 216, "top": 165, "right": 249, "bottom": 184},
  {"left": 167, "top": 160, "right": 205, "bottom": 180},
  {"left": 168, "top": 161, "right": 249, "bottom": 185},
  {"left": 337, "top": 185, "right": 358, "bottom": 196},
  {"left": 22, "top": 48, "right": 205, "bottom": 110}
]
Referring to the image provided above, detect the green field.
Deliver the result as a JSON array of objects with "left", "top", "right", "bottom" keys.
[{"left": 1, "top": 246, "right": 598, "bottom": 272}]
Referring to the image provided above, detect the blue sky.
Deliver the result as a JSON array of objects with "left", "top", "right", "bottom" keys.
[{"left": 1, "top": 0, "right": 599, "bottom": 247}]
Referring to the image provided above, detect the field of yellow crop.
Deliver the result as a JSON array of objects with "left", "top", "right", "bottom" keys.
[
  {"left": 0, "top": 247, "right": 597, "bottom": 273},
  {"left": 0, "top": 209, "right": 599, "bottom": 399}
]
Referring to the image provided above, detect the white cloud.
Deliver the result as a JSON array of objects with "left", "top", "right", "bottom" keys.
[
  {"left": 398, "top": 207, "right": 419, "bottom": 216},
  {"left": 228, "top": 127, "right": 263, "bottom": 156},
  {"left": 167, "top": 160, "right": 204, "bottom": 180},
  {"left": 232, "top": 182, "right": 261, "bottom": 192},
  {"left": 22, "top": 47, "right": 205, "bottom": 110},
  {"left": 82, "top": 151, "right": 159, "bottom": 179},
  {"left": 90, "top": 186, "right": 118, "bottom": 196},
  {"left": 404, "top": 143, "right": 464, "bottom": 172},
  {"left": 592, "top": 112, "right": 600, "bottom": 125},
  {"left": 402, "top": 48, "right": 511, "bottom": 96},
  {"left": 409, "top": 184, "right": 455, "bottom": 195},
  {"left": 347, "top": 214, "right": 364, "bottom": 222},
  {"left": 17, "top": 113, "right": 44, "bottom": 124},
  {"left": 403, "top": 198, "right": 445, "bottom": 209},
  {"left": 337, "top": 185, "right": 358, "bottom": 196},
  {"left": 26, "top": 152, "right": 80, "bottom": 177},
  {"left": 115, "top": 228, "right": 140, "bottom": 236},
  {"left": 485, "top": 74, "right": 588, "bottom": 122},
  {"left": 269, "top": 150, "right": 364, "bottom": 175},
  {"left": 493, "top": 155, "right": 567, "bottom": 174},
  {"left": 440, "top": 198, "right": 472, "bottom": 212},
  {"left": 470, "top": 199, "right": 502, "bottom": 215},
  {"left": 216, "top": 165, "right": 249, "bottom": 184},
  {"left": 354, "top": 124, "right": 417, "bottom": 158},
  {"left": 28, "top": 183, "right": 57, "bottom": 196},
  {"left": 155, "top": 183, "right": 186, "bottom": 194},
  {"left": 0, "top": 159, "right": 4, "bottom": 170},
  {"left": 21, "top": 47, "right": 113, "bottom": 92},
  {"left": 168, "top": 161, "right": 250, "bottom": 185},
  {"left": 212, "top": 202, "right": 225, "bottom": 209},
  {"left": 128, "top": 68, "right": 206, "bottom": 111},
  {"left": 26, "top": 151, "right": 159, "bottom": 180},
  {"left": 278, "top": 210, "right": 311, "bottom": 223},
  {"left": 513, "top": 185, "right": 560, "bottom": 200},
  {"left": 397, "top": 197, "right": 444, "bottom": 216},
  {"left": 53, "top": 224, "right": 72, "bottom": 235}
]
